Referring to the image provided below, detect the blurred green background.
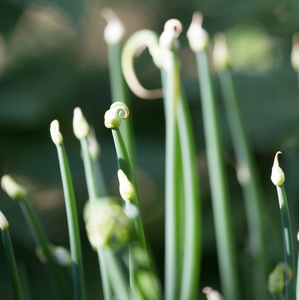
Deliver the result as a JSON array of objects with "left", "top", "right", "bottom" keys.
[{"left": 1, "top": 0, "right": 299, "bottom": 299}]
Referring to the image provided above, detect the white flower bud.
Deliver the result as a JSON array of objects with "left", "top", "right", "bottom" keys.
[
  {"left": 0, "top": 211, "right": 9, "bottom": 230},
  {"left": 118, "top": 169, "right": 134, "bottom": 201},
  {"left": 202, "top": 287, "right": 224, "bottom": 300},
  {"left": 104, "top": 109, "right": 121, "bottom": 129},
  {"left": 213, "top": 33, "right": 230, "bottom": 71},
  {"left": 102, "top": 8, "right": 125, "bottom": 45},
  {"left": 1, "top": 175, "right": 27, "bottom": 201},
  {"left": 50, "top": 120, "right": 63, "bottom": 145},
  {"left": 187, "top": 12, "right": 209, "bottom": 53},
  {"left": 271, "top": 151, "right": 285, "bottom": 186},
  {"left": 73, "top": 107, "right": 90, "bottom": 140},
  {"left": 291, "top": 33, "right": 299, "bottom": 72}
]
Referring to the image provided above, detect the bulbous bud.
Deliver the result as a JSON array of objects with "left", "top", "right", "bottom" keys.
[
  {"left": 36, "top": 245, "right": 72, "bottom": 267},
  {"left": 0, "top": 211, "right": 9, "bottom": 230},
  {"left": 291, "top": 33, "right": 299, "bottom": 72},
  {"left": 187, "top": 12, "right": 209, "bottom": 53},
  {"left": 202, "top": 287, "right": 224, "bottom": 300},
  {"left": 84, "top": 198, "right": 133, "bottom": 251},
  {"left": 271, "top": 151, "right": 285, "bottom": 186},
  {"left": 73, "top": 107, "right": 90, "bottom": 139},
  {"left": 102, "top": 8, "right": 125, "bottom": 45},
  {"left": 213, "top": 33, "right": 230, "bottom": 71},
  {"left": 50, "top": 120, "right": 63, "bottom": 145},
  {"left": 104, "top": 109, "right": 121, "bottom": 129},
  {"left": 118, "top": 169, "right": 134, "bottom": 201},
  {"left": 1, "top": 175, "right": 27, "bottom": 201}
]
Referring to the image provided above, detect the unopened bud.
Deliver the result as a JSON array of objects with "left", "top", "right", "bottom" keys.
[
  {"left": 0, "top": 211, "right": 9, "bottom": 230},
  {"left": 104, "top": 109, "right": 121, "bottom": 129},
  {"left": 202, "top": 287, "right": 224, "bottom": 300},
  {"left": 291, "top": 33, "right": 299, "bottom": 72},
  {"left": 187, "top": 12, "right": 209, "bottom": 53},
  {"left": 213, "top": 33, "right": 230, "bottom": 71},
  {"left": 50, "top": 120, "right": 63, "bottom": 145},
  {"left": 118, "top": 169, "right": 134, "bottom": 201},
  {"left": 102, "top": 8, "right": 125, "bottom": 45},
  {"left": 271, "top": 151, "right": 285, "bottom": 186},
  {"left": 88, "top": 127, "right": 100, "bottom": 160},
  {"left": 1, "top": 175, "right": 27, "bottom": 200},
  {"left": 73, "top": 107, "right": 90, "bottom": 139}
]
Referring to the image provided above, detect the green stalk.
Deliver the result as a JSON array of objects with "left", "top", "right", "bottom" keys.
[
  {"left": 111, "top": 128, "right": 146, "bottom": 250},
  {"left": 19, "top": 200, "right": 71, "bottom": 299},
  {"left": 194, "top": 50, "right": 240, "bottom": 300},
  {"left": 272, "top": 294, "right": 284, "bottom": 300},
  {"left": 55, "top": 143, "right": 85, "bottom": 300},
  {"left": 79, "top": 137, "right": 112, "bottom": 300},
  {"left": 104, "top": 10, "right": 135, "bottom": 169},
  {"left": 102, "top": 249, "right": 130, "bottom": 300},
  {"left": 297, "top": 232, "right": 299, "bottom": 300},
  {"left": 108, "top": 43, "right": 135, "bottom": 166},
  {"left": 217, "top": 67, "right": 268, "bottom": 299},
  {"left": 177, "top": 89, "right": 201, "bottom": 300},
  {"left": 162, "top": 51, "right": 181, "bottom": 300},
  {"left": 276, "top": 185, "right": 296, "bottom": 300},
  {"left": 0, "top": 213, "right": 23, "bottom": 300},
  {"left": 271, "top": 152, "right": 296, "bottom": 300}
]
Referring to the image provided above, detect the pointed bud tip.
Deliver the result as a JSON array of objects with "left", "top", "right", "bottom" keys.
[
  {"left": 1, "top": 175, "right": 27, "bottom": 200},
  {"left": 73, "top": 107, "right": 90, "bottom": 139},
  {"left": 187, "top": 12, "right": 209, "bottom": 53},
  {"left": 101, "top": 8, "right": 125, "bottom": 45},
  {"left": 213, "top": 33, "right": 230, "bottom": 71},
  {"left": 0, "top": 211, "right": 9, "bottom": 230},
  {"left": 117, "top": 169, "right": 134, "bottom": 201},
  {"left": 271, "top": 151, "right": 285, "bottom": 186},
  {"left": 50, "top": 120, "right": 63, "bottom": 145}
]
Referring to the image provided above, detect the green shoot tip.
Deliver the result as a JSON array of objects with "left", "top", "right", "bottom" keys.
[
  {"left": 50, "top": 120, "right": 63, "bottom": 145},
  {"left": 0, "top": 211, "right": 9, "bottom": 230},
  {"left": 73, "top": 107, "right": 90, "bottom": 140},
  {"left": 1, "top": 175, "right": 27, "bottom": 201},
  {"left": 271, "top": 151, "right": 285, "bottom": 186}
]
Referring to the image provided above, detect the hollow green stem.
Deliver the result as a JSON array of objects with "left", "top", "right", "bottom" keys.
[
  {"left": 102, "top": 248, "right": 130, "bottom": 300},
  {"left": 177, "top": 89, "right": 201, "bottom": 300},
  {"left": 218, "top": 68, "right": 268, "bottom": 299},
  {"left": 55, "top": 143, "right": 85, "bottom": 300},
  {"left": 111, "top": 128, "right": 146, "bottom": 250},
  {"left": 276, "top": 184, "right": 296, "bottom": 299},
  {"left": 108, "top": 42, "right": 136, "bottom": 169},
  {"left": 1, "top": 226, "right": 23, "bottom": 300},
  {"left": 19, "top": 200, "right": 71, "bottom": 300},
  {"left": 194, "top": 50, "right": 240, "bottom": 300},
  {"left": 79, "top": 136, "right": 112, "bottom": 300}
]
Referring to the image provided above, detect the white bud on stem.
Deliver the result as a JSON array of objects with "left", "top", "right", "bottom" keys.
[
  {"left": 271, "top": 151, "right": 285, "bottom": 186},
  {"left": 73, "top": 107, "right": 90, "bottom": 140},
  {"left": 50, "top": 120, "right": 63, "bottom": 145},
  {"left": 0, "top": 211, "right": 9, "bottom": 230},
  {"left": 117, "top": 169, "right": 134, "bottom": 201},
  {"left": 1, "top": 175, "right": 27, "bottom": 201},
  {"left": 187, "top": 12, "right": 209, "bottom": 53}
]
